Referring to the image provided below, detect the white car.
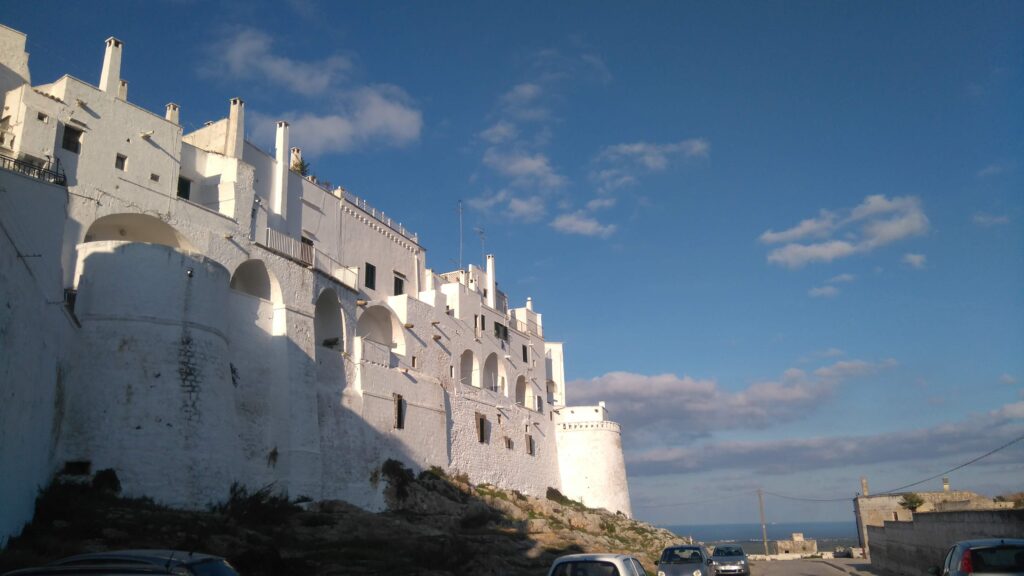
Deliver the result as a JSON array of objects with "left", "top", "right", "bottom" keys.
[{"left": 548, "top": 553, "right": 651, "bottom": 576}]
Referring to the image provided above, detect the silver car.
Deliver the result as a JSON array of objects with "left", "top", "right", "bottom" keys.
[
  {"left": 548, "top": 553, "right": 650, "bottom": 576},
  {"left": 657, "top": 545, "right": 714, "bottom": 576},
  {"left": 933, "top": 538, "right": 1024, "bottom": 576},
  {"left": 710, "top": 545, "right": 750, "bottom": 576}
]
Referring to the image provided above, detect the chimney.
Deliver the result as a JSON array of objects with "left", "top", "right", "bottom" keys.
[
  {"left": 117, "top": 79, "right": 128, "bottom": 100},
  {"left": 99, "top": 37, "right": 123, "bottom": 94},
  {"left": 860, "top": 477, "right": 869, "bottom": 497},
  {"left": 526, "top": 297, "right": 533, "bottom": 311},
  {"left": 225, "top": 98, "right": 245, "bottom": 158},
  {"left": 165, "top": 103, "right": 180, "bottom": 125},
  {"left": 290, "top": 147, "right": 303, "bottom": 171},
  {"left": 485, "top": 254, "right": 496, "bottom": 308},
  {"left": 943, "top": 477, "right": 950, "bottom": 492},
  {"left": 272, "top": 121, "right": 289, "bottom": 218}
]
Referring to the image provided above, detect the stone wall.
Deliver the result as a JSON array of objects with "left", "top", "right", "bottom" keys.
[{"left": 868, "top": 509, "right": 1024, "bottom": 576}]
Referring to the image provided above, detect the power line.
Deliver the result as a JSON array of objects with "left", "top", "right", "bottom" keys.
[{"left": 635, "top": 492, "right": 744, "bottom": 509}]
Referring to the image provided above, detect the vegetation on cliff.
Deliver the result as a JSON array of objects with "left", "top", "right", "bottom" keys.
[{"left": 0, "top": 464, "right": 687, "bottom": 575}]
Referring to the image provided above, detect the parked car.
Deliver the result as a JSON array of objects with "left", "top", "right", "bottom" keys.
[
  {"left": 2, "top": 550, "right": 239, "bottom": 576},
  {"left": 548, "top": 553, "right": 650, "bottom": 576},
  {"left": 931, "top": 539, "right": 1024, "bottom": 576},
  {"left": 657, "top": 545, "right": 714, "bottom": 576},
  {"left": 710, "top": 545, "right": 749, "bottom": 576}
]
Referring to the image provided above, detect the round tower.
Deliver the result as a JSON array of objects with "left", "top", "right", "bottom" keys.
[
  {"left": 60, "top": 239, "right": 239, "bottom": 508},
  {"left": 554, "top": 401, "right": 632, "bottom": 517}
]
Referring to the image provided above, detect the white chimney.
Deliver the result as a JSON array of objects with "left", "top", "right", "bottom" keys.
[
  {"left": 165, "top": 103, "right": 180, "bottom": 125},
  {"left": 943, "top": 477, "right": 950, "bottom": 492},
  {"left": 99, "top": 37, "right": 123, "bottom": 94},
  {"left": 485, "top": 254, "right": 496, "bottom": 308},
  {"left": 272, "top": 121, "right": 289, "bottom": 219},
  {"left": 117, "top": 79, "right": 128, "bottom": 100},
  {"left": 225, "top": 98, "right": 244, "bottom": 158},
  {"left": 290, "top": 147, "right": 303, "bottom": 172},
  {"left": 526, "top": 297, "right": 533, "bottom": 311}
]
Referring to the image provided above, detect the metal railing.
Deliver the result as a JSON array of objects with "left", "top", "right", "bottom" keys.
[
  {"left": 360, "top": 338, "right": 392, "bottom": 368},
  {"left": 257, "top": 227, "right": 359, "bottom": 290},
  {"left": 342, "top": 189, "right": 418, "bottom": 243},
  {"left": 0, "top": 151, "right": 67, "bottom": 186}
]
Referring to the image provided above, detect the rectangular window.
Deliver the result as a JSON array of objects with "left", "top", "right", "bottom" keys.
[
  {"left": 150, "top": 173, "right": 160, "bottom": 183},
  {"left": 480, "top": 315, "right": 486, "bottom": 330},
  {"left": 476, "top": 414, "right": 488, "bottom": 444},
  {"left": 526, "top": 434, "right": 535, "bottom": 455},
  {"left": 536, "top": 396, "right": 543, "bottom": 414},
  {"left": 394, "top": 394, "right": 405, "bottom": 430},
  {"left": 61, "top": 126, "right": 83, "bottom": 154},
  {"left": 493, "top": 322, "right": 509, "bottom": 341},
  {"left": 37, "top": 112, "right": 48, "bottom": 123},
  {"left": 411, "top": 356, "right": 418, "bottom": 369},
  {"left": 365, "top": 263, "right": 376, "bottom": 290},
  {"left": 449, "top": 365, "right": 454, "bottom": 378},
  {"left": 394, "top": 274, "right": 405, "bottom": 296},
  {"left": 114, "top": 153, "right": 127, "bottom": 171},
  {"left": 522, "top": 344, "right": 529, "bottom": 363},
  {"left": 504, "top": 436, "right": 513, "bottom": 450},
  {"left": 177, "top": 177, "right": 191, "bottom": 200}
]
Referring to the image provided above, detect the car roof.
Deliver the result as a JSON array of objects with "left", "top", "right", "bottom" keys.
[
  {"left": 3, "top": 564, "right": 173, "bottom": 575},
  {"left": 54, "top": 550, "right": 222, "bottom": 566},
  {"left": 956, "top": 539, "right": 1024, "bottom": 548},
  {"left": 554, "top": 553, "right": 635, "bottom": 562}
]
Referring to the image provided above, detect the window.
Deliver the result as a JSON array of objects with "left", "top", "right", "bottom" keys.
[
  {"left": 449, "top": 365, "right": 454, "bottom": 378},
  {"left": 526, "top": 434, "right": 535, "bottom": 455},
  {"left": 300, "top": 236, "right": 314, "bottom": 265},
  {"left": 522, "top": 344, "right": 529, "bottom": 362},
  {"left": 411, "top": 356, "right": 418, "bottom": 369},
  {"left": 365, "top": 262, "right": 376, "bottom": 290},
  {"left": 480, "top": 315, "right": 486, "bottom": 330},
  {"left": 177, "top": 177, "right": 191, "bottom": 200},
  {"left": 536, "top": 396, "right": 543, "bottom": 414},
  {"left": 37, "top": 112, "right": 48, "bottom": 123},
  {"left": 394, "top": 273, "right": 405, "bottom": 296},
  {"left": 504, "top": 436, "right": 513, "bottom": 450},
  {"left": 114, "top": 153, "right": 127, "bottom": 171},
  {"left": 493, "top": 322, "right": 509, "bottom": 341},
  {"left": 150, "top": 173, "right": 160, "bottom": 183},
  {"left": 394, "top": 394, "right": 406, "bottom": 430},
  {"left": 476, "top": 414, "right": 488, "bottom": 444},
  {"left": 62, "top": 126, "right": 83, "bottom": 154}
]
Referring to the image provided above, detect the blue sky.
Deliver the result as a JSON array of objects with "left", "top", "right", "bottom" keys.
[{"left": 8, "top": 1, "right": 1022, "bottom": 525}]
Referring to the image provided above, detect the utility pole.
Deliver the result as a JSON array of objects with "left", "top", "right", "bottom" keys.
[
  {"left": 758, "top": 488, "right": 769, "bottom": 557},
  {"left": 458, "top": 200, "right": 464, "bottom": 270}
]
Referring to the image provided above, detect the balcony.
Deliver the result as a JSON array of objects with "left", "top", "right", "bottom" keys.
[
  {"left": 257, "top": 227, "right": 359, "bottom": 290},
  {"left": 0, "top": 151, "right": 66, "bottom": 186}
]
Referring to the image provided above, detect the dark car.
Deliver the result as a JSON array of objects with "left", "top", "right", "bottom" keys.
[
  {"left": 657, "top": 546, "right": 714, "bottom": 576},
  {"left": 931, "top": 539, "right": 1024, "bottom": 576},
  {"left": 2, "top": 550, "right": 239, "bottom": 576},
  {"left": 710, "top": 545, "right": 749, "bottom": 576}
]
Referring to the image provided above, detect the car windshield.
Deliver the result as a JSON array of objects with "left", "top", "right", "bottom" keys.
[
  {"left": 550, "top": 561, "right": 620, "bottom": 576},
  {"left": 713, "top": 547, "right": 744, "bottom": 557},
  {"left": 660, "top": 549, "right": 703, "bottom": 564},
  {"left": 970, "top": 545, "right": 1024, "bottom": 573}
]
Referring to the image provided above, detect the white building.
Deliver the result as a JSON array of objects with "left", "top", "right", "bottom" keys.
[{"left": 0, "top": 24, "right": 632, "bottom": 544}]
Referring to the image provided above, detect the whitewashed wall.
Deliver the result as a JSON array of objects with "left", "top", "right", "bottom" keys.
[{"left": 555, "top": 405, "right": 633, "bottom": 517}]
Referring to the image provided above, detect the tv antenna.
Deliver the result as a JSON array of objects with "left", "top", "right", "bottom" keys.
[
  {"left": 473, "top": 226, "right": 486, "bottom": 265},
  {"left": 458, "top": 200, "right": 464, "bottom": 270}
]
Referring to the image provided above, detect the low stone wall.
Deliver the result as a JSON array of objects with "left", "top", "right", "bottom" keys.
[{"left": 868, "top": 509, "right": 1024, "bottom": 576}]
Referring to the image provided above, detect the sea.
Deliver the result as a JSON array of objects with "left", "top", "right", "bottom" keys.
[{"left": 663, "top": 521, "right": 860, "bottom": 552}]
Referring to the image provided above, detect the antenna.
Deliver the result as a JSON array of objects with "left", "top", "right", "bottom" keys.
[
  {"left": 458, "top": 200, "right": 464, "bottom": 270},
  {"left": 474, "top": 226, "right": 486, "bottom": 265}
]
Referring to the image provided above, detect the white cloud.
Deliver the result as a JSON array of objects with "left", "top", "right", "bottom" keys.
[
  {"left": 763, "top": 195, "right": 929, "bottom": 268},
  {"left": 592, "top": 169, "right": 638, "bottom": 194},
  {"left": 482, "top": 148, "right": 565, "bottom": 189},
  {"left": 208, "top": 27, "right": 352, "bottom": 96},
  {"left": 250, "top": 85, "right": 421, "bottom": 156},
  {"left": 507, "top": 196, "right": 546, "bottom": 222},
  {"left": 501, "top": 83, "right": 543, "bottom": 106},
  {"left": 598, "top": 139, "right": 710, "bottom": 171},
  {"left": 903, "top": 253, "right": 927, "bottom": 269},
  {"left": 1001, "top": 373, "right": 1018, "bottom": 385},
  {"left": 466, "top": 190, "right": 510, "bottom": 212},
  {"left": 978, "top": 163, "right": 1007, "bottom": 178},
  {"left": 973, "top": 212, "right": 1010, "bottom": 226},
  {"left": 809, "top": 285, "right": 839, "bottom": 298},
  {"left": 551, "top": 212, "right": 617, "bottom": 237},
  {"left": 479, "top": 121, "right": 518, "bottom": 144},
  {"left": 586, "top": 197, "right": 617, "bottom": 211},
  {"left": 828, "top": 273, "right": 855, "bottom": 284}
]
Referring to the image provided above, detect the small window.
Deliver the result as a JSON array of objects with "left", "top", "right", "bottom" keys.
[
  {"left": 37, "top": 112, "right": 48, "bottom": 123},
  {"left": 177, "top": 177, "right": 191, "bottom": 200},
  {"left": 61, "top": 126, "right": 83, "bottom": 154},
  {"left": 526, "top": 434, "right": 535, "bottom": 455},
  {"left": 536, "top": 396, "right": 543, "bottom": 414},
  {"left": 449, "top": 365, "right": 454, "bottom": 378},
  {"left": 394, "top": 274, "right": 404, "bottom": 296},
  {"left": 411, "top": 356, "right": 418, "bottom": 369},
  {"left": 114, "top": 153, "right": 127, "bottom": 171},
  {"left": 522, "top": 344, "right": 528, "bottom": 363},
  {"left": 476, "top": 414, "right": 488, "bottom": 444},
  {"left": 394, "top": 394, "right": 405, "bottom": 430},
  {"left": 365, "top": 263, "right": 376, "bottom": 290},
  {"left": 504, "top": 436, "right": 513, "bottom": 450},
  {"left": 150, "top": 173, "right": 160, "bottom": 182},
  {"left": 493, "top": 322, "right": 509, "bottom": 341},
  {"left": 480, "top": 315, "right": 486, "bottom": 330}
]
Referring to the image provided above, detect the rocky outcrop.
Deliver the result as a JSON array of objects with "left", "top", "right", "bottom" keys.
[{"left": 0, "top": 465, "right": 688, "bottom": 575}]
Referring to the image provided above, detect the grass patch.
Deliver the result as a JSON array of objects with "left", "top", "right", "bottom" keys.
[{"left": 210, "top": 482, "right": 299, "bottom": 525}]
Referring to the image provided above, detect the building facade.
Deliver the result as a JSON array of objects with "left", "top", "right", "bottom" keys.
[{"left": 0, "top": 25, "right": 632, "bottom": 544}]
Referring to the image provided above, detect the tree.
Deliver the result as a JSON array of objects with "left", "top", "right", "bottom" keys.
[
  {"left": 292, "top": 158, "right": 310, "bottom": 176},
  {"left": 898, "top": 492, "right": 924, "bottom": 512}
]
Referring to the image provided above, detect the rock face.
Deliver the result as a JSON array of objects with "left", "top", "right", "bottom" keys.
[{"left": 0, "top": 466, "right": 688, "bottom": 575}]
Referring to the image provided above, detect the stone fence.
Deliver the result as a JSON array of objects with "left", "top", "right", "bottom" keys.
[{"left": 868, "top": 509, "right": 1024, "bottom": 576}]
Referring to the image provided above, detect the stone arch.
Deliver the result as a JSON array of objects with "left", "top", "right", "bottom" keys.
[
  {"left": 515, "top": 375, "right": 528, "bottom": 406},
  {"left": 314, "top": 288, "right": 344, "bottom": 352},
  {"left": 460, "top": 349, "right": 479, "bottom": 388},
  {"left": 84, "top": 213, "right": 197, "bottom": 253},
  {"left": 498, "top": 361, "right": 509, "bottom": 397},
  {"left": 482, "top": 353, "right": 499, "bottom": 392},
  {"left": 356, "top": 304, "right": 405, "bottom": 355},
  {"left": 230, "top": 259, "right": 282, "bottom": 305}
]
